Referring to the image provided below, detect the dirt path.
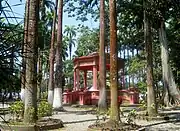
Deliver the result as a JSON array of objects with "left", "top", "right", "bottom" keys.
[
  {"left": 1, "top": 104, "right": 180, "bottom": 131},
  {"left": 51, "top": 106, "right": 98, "bottom": 131},
  {"left": 50, "top": 106, "right": 180, "bottom": 131}
]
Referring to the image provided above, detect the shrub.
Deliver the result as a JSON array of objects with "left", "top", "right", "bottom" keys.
[
  {"left": 38, "top": 101, "right": 52, "bottom": 118},
  {"left": 9, "top": 100, "right": 53, "bottom": 120},
  {"left": 9, "top": 101, "right": 24, "bottom": 120}
]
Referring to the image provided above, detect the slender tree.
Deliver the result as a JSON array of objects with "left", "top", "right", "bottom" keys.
[
  {"left": 144, "top": 0, "right": 157, "bottom": 116},
  {"left": 20, "top": 0, "right": 30, "bottom": 103},
  {"left": 98, "top": 0, "right": 107, "bottom": 112},
  {"left": 109, "top": 0, "right": 120, "bottom": 122},
  {"left": 37, "top": 48, "right": 42, "bottom": 99},
  {"left": 53, "top": 0, "right": 64, "bottom": 110},
  {"left": 24, "top": 0, "right": 39, "bottom": 123},
  {"left": 48, "top": 0, "right": 58, "bottom": 105}
]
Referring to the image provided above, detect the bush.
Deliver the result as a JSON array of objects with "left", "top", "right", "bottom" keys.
[
  {"left": 38, "top": 101, "right": 52, "bottom": 118},
  {"left": 9, "top": 101, "right": 24, "bottom": 120},
  {"left": 9, "top": 100, "right": 53, "bottom": 120}
]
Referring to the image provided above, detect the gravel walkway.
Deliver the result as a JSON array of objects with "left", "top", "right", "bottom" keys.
[
  {"left": 50, "top": 106, "right": 180, "bottom": 131},
  {"left": 1, "top": 104, "right": 180, "bottom": 131},
  {"left": 51, "top": 106, "right": 98, "bottom": 131}
]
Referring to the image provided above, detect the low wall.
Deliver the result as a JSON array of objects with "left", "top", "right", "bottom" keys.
[{"left": 63, "top": 88, "right": 139, "bottom": 105}]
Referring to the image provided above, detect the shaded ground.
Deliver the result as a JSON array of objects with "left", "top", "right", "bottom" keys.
[
  {"left": 1, "top": 104, "right": 180, "bottom": 131},
  {"left": 50, "top": 106, "right": 99, "bottom": 131},
  {"left": 50, "top": 105, "right": 180, "bottom": 131}
]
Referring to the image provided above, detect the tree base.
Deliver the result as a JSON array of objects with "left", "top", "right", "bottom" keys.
[
  {"left": 88, "top": 120, "right": 141, "bottom": 131},
  {"left": 0, "top": 118, "right": 63, "bottom": 131},
  {"left": 135, "top": 113, "right": 173, "bottom": 121},
  {"left": 53, "top": 107, "right": 65, "bottom": 112}
]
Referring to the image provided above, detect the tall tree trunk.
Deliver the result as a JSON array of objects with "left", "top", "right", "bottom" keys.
[
  {"left": 9, "top": 46, "right": 14, "bottom": 100},
  {"left": 137, "top": 49, "right": 139, "bottom": 55},
  {"left": 123, "top": 46, "right": 126, "bottom": 60},
  {"left": 144, "top": 1, "right": 157, "bottom": 116},
  {"left": 37, "top": 49, "right": 42, "bottom": 100},
  {"left": 98, "top": 0, "right": 107, "bottom": 112},
  {"left": 132, "top": 48, "right": 135, "bottom": 86},
  {"left": 41, "top": 0, "right": 46, "bottom": 21},
  {"left": 123, "top": 46, "right": 126, "bottom": 88},
  {"left": 53, "top": 0, "right": 63, "bottom": 110},
  {"left": 69, "top": 35, "right": 72, "bottom": 60},
  {"left": 109, "top": 0, "right": 120, "bottom": 122},
  {"left": 48, "top": 0, "right": 58, "bottom": 105},
  {"left": 37, "top": 0, "right": 46, "bottom": 101},
  {"left": 159, "top": 20, "right": 180, "bottom": 106},
  {"left": 21, "top": 0, "right": 30, "bottom": 103},
  {"left": 127, "top": 47, "right": 130, "bottom": 87},
  {"left": 24, "top": 0, "right": 39, "bottom": 123}
]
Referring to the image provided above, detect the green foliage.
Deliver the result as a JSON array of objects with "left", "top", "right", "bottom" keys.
[
  {"left": 38, "top": 101, "right": 52, "bottom": 118},
  {"left": 10, "top": 100, "right": 52, "bottom": 120},
  {"left": 74, "top": 26, "right": 99, "bottom": 57},
  {"left": 138, "top": 100, "right": 147, "bottom": 111},
  {"left": 126, "top": 109, "right": 137, "bottom": 124},
  {"left": 64, "top": 0, "right": 99, "bottom": 22},
  {"left": 41, "top": 92, "right": 48, "bottom": 100},
  {"left": 63, "top": 59, "right": 74, "bottom": 89},
  {"left": 128, "top": 53, "right": 146, "bottom": 87},
  {"left": 137, "top": 82, "right": 146, "bottom": 94},
  {"left": 9, "top": 101, "right": 24, "bottom": 120},
  {"left": 0, "top": 0, "right": 23, "bottom": 93}
]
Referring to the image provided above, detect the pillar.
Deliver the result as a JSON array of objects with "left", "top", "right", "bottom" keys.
[
  {"left": 92, "top": 66, "right": 97, "bottom": 90},
  {"left": 122, "top": 67, "right": 125, "bottom": 89},
  {"left": 73, "top": 69, "right": 76, "bottom": 91},
  {"left": 84, "top": 70, "right": 87, "bottom": 89},
  {"left": 76, "top": 68, "right": 80, "bottom": 90}
]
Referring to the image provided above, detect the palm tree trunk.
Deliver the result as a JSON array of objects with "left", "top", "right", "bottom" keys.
[
  {"left": 37, "top": 0, "right": 46, "bottom": 101},
  {"left": 144, "top": 0, "right": 157, "bottom": 116},
  {"left": 20, "top": 0, "right": 30, "bottom": 103},
  {"left": 53, "top": 0, "right": 64, "bottom": 110},
  {"left": 24, "top": 0, "right": 39, "bottom": 123},
  {"left": 127, "top": 47, "right": 130, "bottom": 87},
  {"left": 132, "top": 48, "right": 135, "bottom": 86},
  {"left": 98, "top": 0, "right": 107, "bottom": 112},
  {"left": 9, "top": 46, "right": 14, "bottom": 100},
  {"left": 48, "top": 0, "right": 58, "bottom": 105},
  {"left": 109, "top": 0, "right": 120, "bottom": 122},
  {"left": 37, "top": 49, "right": 42, "bottom": 100},
  {"left": 69, "top": 34, "right": 72, "bottom": 60}
]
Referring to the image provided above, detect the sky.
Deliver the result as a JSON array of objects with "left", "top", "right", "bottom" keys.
[{"left": 8, "top": 0, "right": 99, "bottom": 57}]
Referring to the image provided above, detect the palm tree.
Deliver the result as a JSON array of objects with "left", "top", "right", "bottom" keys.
[
  {"left": 53, "top": 0, "right": 64, "bottom": 110},
  {"left": 45, "top": 11, "right": 55, "bottom": 29},
  {"left": 23, "top": 0, "right": 39, "bottom": 123},
  {"left": 20, "top": 0, "right": 30, "bottom": 103},
  {"left": 62, "top": 36, "right": 69, "bottom": 60},
  {"left": 48, "top": 0, "right": 58, "bottom": 105},
  {"left": 144, "top": 0, "right": 157, "bottom": 116},
  {"left": 40, "top": 0, "right": 54, "bottom": 12},
  {"left": 109, "top": 0, "right": 120, "bottom": 122},
  {"left": 98, "top": 0, "right": 107, "bottom": 112},
  {"left": 38, "top": 0, "right": 55, "bottom": 99},
  {"left": 64, "top": 25, "right": 76, "bottom": 60}
]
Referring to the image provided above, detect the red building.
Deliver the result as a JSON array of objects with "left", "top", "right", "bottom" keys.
[{"left": 63, "top": 52, "right": 139, "bottom": 105}]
